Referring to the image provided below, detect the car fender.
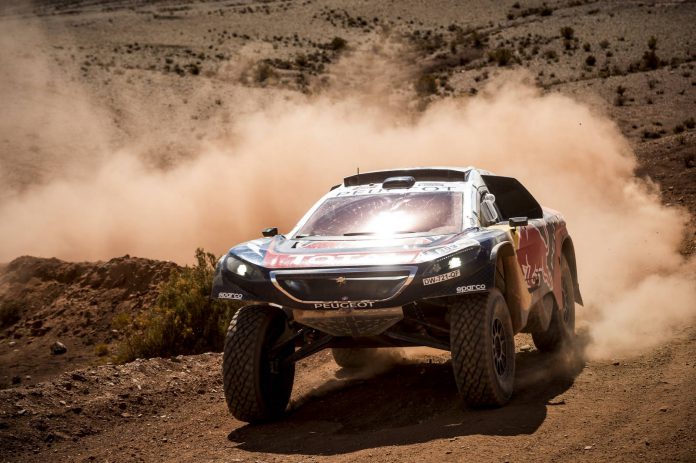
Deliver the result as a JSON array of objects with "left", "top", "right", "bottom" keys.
[{"left": 490, "top": 239, "right": 532, "bottom": 333}]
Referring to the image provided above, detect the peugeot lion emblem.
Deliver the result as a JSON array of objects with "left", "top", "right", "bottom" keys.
[{"left": 335, "top": 276, "right": 347, "bottom": 286}]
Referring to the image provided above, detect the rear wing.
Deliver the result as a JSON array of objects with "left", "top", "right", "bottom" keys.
[{"left": 344, "top": 168, "right": 470, "bottom": 187}]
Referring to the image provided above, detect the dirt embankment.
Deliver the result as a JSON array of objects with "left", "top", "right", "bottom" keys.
[{"left": 0, "top": 256, "right": 177, "bottom": 388}]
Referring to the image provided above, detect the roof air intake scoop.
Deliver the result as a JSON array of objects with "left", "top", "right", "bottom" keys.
[{"left": 382, "top": 176, "right": 416, "bottom": 189}]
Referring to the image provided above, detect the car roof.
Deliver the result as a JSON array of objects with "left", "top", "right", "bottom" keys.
[{"left": 342, "top": 166, "right": 487, "bottom": 187}]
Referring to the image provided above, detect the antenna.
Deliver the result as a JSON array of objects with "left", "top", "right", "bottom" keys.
[{"left": 357, "top": 166, "right": 360, "bottom": 184}]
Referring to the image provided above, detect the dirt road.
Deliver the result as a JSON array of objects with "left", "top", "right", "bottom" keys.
[{"left": 2, "top": 328, "right": 695, "bottom": 462}]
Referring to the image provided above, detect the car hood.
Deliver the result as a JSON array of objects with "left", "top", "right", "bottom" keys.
[{"left": 230, "top": 231, "right": 490, "bottom": 269}]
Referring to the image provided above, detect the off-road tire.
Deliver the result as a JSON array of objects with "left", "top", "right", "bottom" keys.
[
  {"left": 331, "top": 348, "right": 378, "bottom": 369},
  {"left": 532, "top": 256, "right": 576, "bottom": 353},
  {"left": 222, "top": 305, "right": 295, "bottom": 423},
  {"left": 450, "top": 289, "right": 515, "bottom": 407}
]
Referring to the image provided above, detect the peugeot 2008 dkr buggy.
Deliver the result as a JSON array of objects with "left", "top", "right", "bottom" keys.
[{"left": 212, "top": 167, "right": 582, "bottom": 423}]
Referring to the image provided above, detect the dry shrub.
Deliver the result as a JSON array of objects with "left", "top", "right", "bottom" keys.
[
  {"left": 94, "top": 343, "right": 109, "bottom": 357},
  {"left": 118, "top": 248, "right": 241, "bottom": 362},
  {"left": 414, "top": 74, "right": 437, "bottom": 96},
  {"left": 488, "top": 48, "right": 516, "bottom": 66}
]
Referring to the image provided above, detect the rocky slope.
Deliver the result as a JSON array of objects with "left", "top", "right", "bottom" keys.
[{"left": 0, "top": 256, "right": 177, "bottom": 388}]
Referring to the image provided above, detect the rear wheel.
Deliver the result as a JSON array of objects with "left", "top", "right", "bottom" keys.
[
  {"left": 532, "top": 256, "right": 576, "bottom": 352},
  {"left": 331, "top": 348, "right": 378, "bottom": 369},
  {"left": 450, "top": 289, "right": 515, "bottom": 407},
  {"left": 222, "top": 305, "right": 295, "bottom": 423}
]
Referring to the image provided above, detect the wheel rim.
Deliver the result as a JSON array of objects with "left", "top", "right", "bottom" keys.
[{"left": 492, "top": 318, "right": 507, "bottom": 376}]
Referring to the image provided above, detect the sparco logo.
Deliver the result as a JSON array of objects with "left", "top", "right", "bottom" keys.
[
  {"left": 314, "top": 301, "right": 375, "bottom": 309},
  {"left": 456, "top": 284, "right": 486, "bottom": 293},
  {"left": 218, "top": 292, "right": 243, "bottom": 300}
]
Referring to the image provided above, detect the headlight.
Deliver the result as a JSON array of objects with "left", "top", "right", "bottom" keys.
[
  {"left": 423, "top": 245, "right": 480, "bottom": 276},
  {"left": 448, "top": 256, "right": 462, "bottom": 269},
  {"left": 225, "top": 255, "right": 264, "bottom": 281}
]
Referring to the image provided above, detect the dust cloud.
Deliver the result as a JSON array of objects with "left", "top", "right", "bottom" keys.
[
  {"left": 0, "top": 20, "right": 113, "bottom": 198},
  {"left": 0, "top": 20, "right": 694, "bottom": 361}
]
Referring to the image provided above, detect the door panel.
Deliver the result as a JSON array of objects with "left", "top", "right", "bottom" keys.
[{"left": 516, "top": 219, "right": 555, "bottom": 301}]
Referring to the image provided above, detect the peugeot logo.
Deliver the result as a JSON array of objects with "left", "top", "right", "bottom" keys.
[{"left": 335, "top": 276, "right": 347, "bottom": 286}]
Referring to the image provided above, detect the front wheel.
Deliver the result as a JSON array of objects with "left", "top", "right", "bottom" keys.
[
  {"left": 222, "top": 305, "right": 295, "bottom": 423},
  {"left": 450, "top": 289, "right": 515, "bottom": 407}
]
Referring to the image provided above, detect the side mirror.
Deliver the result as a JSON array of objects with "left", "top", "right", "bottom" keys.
[
  {"left": 480, "top": 193, "right": 499, "bottom": 226},
  {"left": 509, "top": 217, "right": 528, "bottom": 228},
  {"left": 262, "top": 227, "right": 278, "bottom": 237}
]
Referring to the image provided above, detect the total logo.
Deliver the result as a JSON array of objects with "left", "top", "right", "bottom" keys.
[
  {"left": 456, "top": 284, "right": 486, "bottom": 293},
  {"left": 313, "top": 301, "right": 375, "bottom": 309}
]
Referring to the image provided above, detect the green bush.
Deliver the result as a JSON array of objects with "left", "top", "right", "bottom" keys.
[{"left": 118, "top": 248, "right": 241, "bottom": 362}]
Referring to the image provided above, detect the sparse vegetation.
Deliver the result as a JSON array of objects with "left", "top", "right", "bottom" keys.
[
  {"left": 585, "top": 55, "right": 596, "bottom": 66},
  {"left": 507, "top": 3, "right": 553, "bottom": 19},
  {"left": 642, "top": 129, "right": 662, "bottom": 140},
  {"left": 614, "top": 85, "right": 627, "bottom": 106},
  {"left": 488, "top": 47, "right": 516, "bottom": 66},
  {"left": 327, "top": 36, "right": 347, "bottom": 52},
  {"left": 560, "top": 27, "right": 575, "bottom": 40},
  {"left": 685, "top": 117, "right": 696, "bottom": 129},
  {"left": 471, "top": 31, "right": 486, "bottom": 49},
  {"left": 118, "top": 249, "right": 241, "bottom": 362},
  {"left": 685, "top": 153, "right": 696, "bottom": 168},
  {"left": 543, "top": 49, "right": 558, "bottom": 61},
  {"left": 630, "top": 35, "right": 665, "bottom": 72},
  {"left": 95, "top": 343, "right": 109, "bottom": 357},
  {"left": 255, "top": 62, "right": 275, "bottom": 83},
  {"left": 415, "top": 74, "right": 438, "bottom": 96}
]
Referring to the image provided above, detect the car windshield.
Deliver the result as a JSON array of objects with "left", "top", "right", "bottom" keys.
[{"left": 296, "top": 192, "right": 463, "bottom": 237}]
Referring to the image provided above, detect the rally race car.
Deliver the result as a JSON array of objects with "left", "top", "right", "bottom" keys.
[{"left": 212, "top": 167, "right": 582, "bottom": 423}]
